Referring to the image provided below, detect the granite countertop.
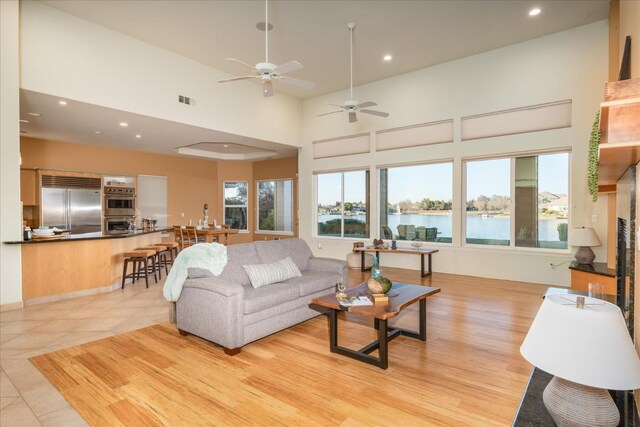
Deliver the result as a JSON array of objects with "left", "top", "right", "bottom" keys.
[
  {"left": 4, "top": 228, "right": 171, "bottom": 244},
  {"left": 568, "top": 261, "right": 616, "bottom": 278}
]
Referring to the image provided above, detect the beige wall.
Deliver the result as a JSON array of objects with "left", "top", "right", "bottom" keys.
[
  {"left": 21, "top": 137, "right": 218, "bottom": 229},
  {"left": 20, "top": 137, "right": 298, "bottom": 246}
]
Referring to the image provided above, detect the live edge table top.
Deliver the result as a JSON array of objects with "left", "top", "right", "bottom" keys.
[{"left": 311, "top": 282, "right": 441, "bottom": 320}]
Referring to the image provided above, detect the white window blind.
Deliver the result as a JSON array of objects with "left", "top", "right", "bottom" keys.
[
  {"left": 313, "top": 133, "right": 370, "bottom": 159},
  {"left": 461, "top": 100, "right": 572, "bottom": 141},
  {"left": 376, "top": 119, "right": 454, "bottom": 151}
]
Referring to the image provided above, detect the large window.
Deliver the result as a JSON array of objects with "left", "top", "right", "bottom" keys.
[
  {"left": 379, "top": 162, "right": 453, "bottom": 243},
  {"left": 464, "top": 152, "right": 569, "bottom": 249},
  {"left": 316, "top": 170, "right": 369, "bottom": 238},
  {"left": 224, "top": 181, "right": 248, "bottom": 231},
  {"left": 257, "top": 179, "right": 294, "bottom": 233}
]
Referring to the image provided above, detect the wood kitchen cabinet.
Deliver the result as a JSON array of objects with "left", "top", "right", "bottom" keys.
[{"left": 20, "top": 169, "right": 38, "bottom": 206}]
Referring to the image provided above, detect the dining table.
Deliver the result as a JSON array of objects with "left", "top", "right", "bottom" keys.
[{"left": 195, "top": 227, "right": 239, "bottom": 245}]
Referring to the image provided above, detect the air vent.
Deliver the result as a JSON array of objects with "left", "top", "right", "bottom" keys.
[
  {"left": 41, "top": 175, "right": 102, "bottom": 189},
  {"left": 178, "top": 95, "right": 194, "bottom": 105}
]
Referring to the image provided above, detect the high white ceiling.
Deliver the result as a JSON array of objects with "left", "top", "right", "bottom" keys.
[
  {"left": 22, "top": 0, "right": 609, "bottom": 159},
  {"left": 40, "top": 0, "right": 609, "bottom": 100}
]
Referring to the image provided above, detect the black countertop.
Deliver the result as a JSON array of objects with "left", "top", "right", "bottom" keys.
[
  {"left": 4, "top": 228, "right": 171, "bottom": 244},
  {"left": 568, "top": 261, "right": 616, "bottom": 278}
]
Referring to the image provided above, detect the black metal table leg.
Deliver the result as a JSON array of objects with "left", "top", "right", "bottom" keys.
[
  {"left": 378, "top": 319, "right": 389, "bottom": 369},
  {"left": 329, "top": 309, "right": 338, "bottom": 351},
  {"left": 419, "top": 299, "right": 427, "bottom": 341},
  {"left": 421, "top": 253, "right": 433, "bottom": 277}
]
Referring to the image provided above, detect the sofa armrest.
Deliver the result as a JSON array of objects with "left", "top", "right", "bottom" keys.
[
  {"left": 307, "top": 257, "right": 348, "bottom": 283},
  {"left": 182, "top": 277, "right": 244, "bottom": 298}
]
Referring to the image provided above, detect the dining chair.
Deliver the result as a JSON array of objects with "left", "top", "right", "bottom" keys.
[
  {"left": 185, "top": 226, "right": 199, "bottom": 247},
  {"left": 173, "top": 225, "right": 186, "bottom": 251}
]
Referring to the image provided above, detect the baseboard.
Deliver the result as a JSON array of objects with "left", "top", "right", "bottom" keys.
[
  {"left": 0, "top": 301, "right": 24, "bottom": 312},
  {"left": 23, "top": 282, "right": 123, "bottom": 307}
]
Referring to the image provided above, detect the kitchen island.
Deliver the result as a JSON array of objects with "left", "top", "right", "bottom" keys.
[{"left": 5, "top": 228, "right": 171, "bottom": 305}]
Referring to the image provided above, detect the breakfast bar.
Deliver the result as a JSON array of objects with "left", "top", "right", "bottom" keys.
[{"left": 4, "top": 229, "right": 170, "bottom": 305}]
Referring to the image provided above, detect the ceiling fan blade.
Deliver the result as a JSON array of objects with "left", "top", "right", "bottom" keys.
[
  {"left": 357, "top": 101, "right": 377, "bottom": 109},
  {"left": 277, "top": 76, "right": 316, "bottom": 90},
  {"left": 263, "top": 80, "right": 273, "bottom": 97},
  {"left": 273, "top": 60, "right": 303, "bottom": 75},
  {"left": 225, "top": 58, "right": 256, "bottom": 70},
  {"left": 360, "top": 109, "right": 389, "bottom": 118},
  {"left": 317, "top": 110, "right": 344, "bottom": 117},
  {"left": 349, "top": 111, "right": 357, "bottom": 123},
  {"left": 327, "top": 103, "right": 347, "bottom": 109},
  {"left": 217, "top": 76, "right": 258, "bottom": 83}
]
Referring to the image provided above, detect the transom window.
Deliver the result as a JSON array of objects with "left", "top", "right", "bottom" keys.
[{"left": 316, "top": 170, "right": 369, "bottom": 238}]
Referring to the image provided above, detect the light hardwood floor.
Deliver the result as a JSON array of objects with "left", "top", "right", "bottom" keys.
[{"left": 9, "top": 268, "right": 548, "bottom": 426}]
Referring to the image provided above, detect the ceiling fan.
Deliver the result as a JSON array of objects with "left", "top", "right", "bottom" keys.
[
  {"left": 318, "top": 23, "right": 389, "bottom": 123},
  {"left": 217, "top": 0, "right": 315, "bottom": 97}
]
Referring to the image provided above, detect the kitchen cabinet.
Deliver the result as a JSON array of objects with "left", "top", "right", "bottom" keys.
[{"left": 20, "top": 169, "right": 37, "bottom": 206}]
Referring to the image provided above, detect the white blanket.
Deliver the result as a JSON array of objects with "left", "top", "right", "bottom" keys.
[{"left": 163, "top": 243, "right": 228, "bottom": 302}]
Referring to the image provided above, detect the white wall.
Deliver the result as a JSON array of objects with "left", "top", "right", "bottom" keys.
[
  {"left": 20, "top": 1, "right": 302, "bottom": 148},
  {"left": 1, "top": 0, "right": 23, "bottom": 307},
  {"left": 300, "top": 21, "right": 609, "bottom": 286}
]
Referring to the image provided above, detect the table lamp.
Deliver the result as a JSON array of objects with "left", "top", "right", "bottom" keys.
[
  {"left": 520, "top": 294, "right": 640, "bottom": 426},
  {"left": 570, "top": 227, "right": 601, "bottom": 264}
]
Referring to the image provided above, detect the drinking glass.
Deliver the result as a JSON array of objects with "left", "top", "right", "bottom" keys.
[
  {"left": 588, "top": 282, "right": 604, "bottom": 300},
  {"left": 336, "top": 282, "right": 347, "bottom": 298}
]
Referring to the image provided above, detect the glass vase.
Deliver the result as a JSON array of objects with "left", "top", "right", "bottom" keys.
[{"left": 371, "top": 256, "right": 382, "bottom": 278}]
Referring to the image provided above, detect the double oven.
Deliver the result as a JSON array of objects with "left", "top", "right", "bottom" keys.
[{"left": 104, "top": 185, "right": 135, "bottom": 234}]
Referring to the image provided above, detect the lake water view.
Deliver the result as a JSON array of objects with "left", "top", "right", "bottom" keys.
[{"left": 317, "top": 213, "right": 568, "bottom": 242}]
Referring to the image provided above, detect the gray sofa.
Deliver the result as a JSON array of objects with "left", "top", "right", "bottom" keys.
[{"left": 176, "top": 238, "right": 347, "bottom": 355}]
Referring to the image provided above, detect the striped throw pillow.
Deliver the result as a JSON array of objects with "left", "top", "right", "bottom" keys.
[{"left": 243, "top": 257, "right": 302, "bottom": 289}]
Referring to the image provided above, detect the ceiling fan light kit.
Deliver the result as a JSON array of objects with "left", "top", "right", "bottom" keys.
[
  {"left": 317, "top": 23, "right": 389, "bottom": 123},
  {"left": 217, "top": 0, "right": 315, "bottom": 97}
]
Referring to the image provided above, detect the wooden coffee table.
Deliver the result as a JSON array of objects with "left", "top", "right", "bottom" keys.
[{"left": 311, "top": 282, "right": 440, "bottom": 369}]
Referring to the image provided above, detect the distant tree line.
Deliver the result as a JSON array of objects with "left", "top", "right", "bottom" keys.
[{"left": 466, "top": 195, "right": 510, "bottom": 212}]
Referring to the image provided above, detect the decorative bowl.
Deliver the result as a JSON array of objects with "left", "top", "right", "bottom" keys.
[{"left": 410, "top": 241, "right": 423, "bottom": 249}]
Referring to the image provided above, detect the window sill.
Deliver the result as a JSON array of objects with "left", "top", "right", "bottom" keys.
[
  {"left": 461, "top": 243, "right": 572, "bottom": 256},
  {"left": 255, "top": 231, "right": 295, "bottom": 236}
]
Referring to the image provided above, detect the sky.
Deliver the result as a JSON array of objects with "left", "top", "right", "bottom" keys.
[{"left": 317, "top": 153, "right": 569, "bottom": 205}]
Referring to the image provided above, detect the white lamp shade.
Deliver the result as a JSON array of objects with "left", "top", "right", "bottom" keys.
[
  {"left": 570, "top": 227, "right": 601, "bottom": 247},
  {"left": 520, "top": 294, "right": 640, "bottom": 390}
]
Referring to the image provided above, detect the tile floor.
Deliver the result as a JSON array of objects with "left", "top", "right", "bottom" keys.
[{"left": 0, "top": 280, "right": 171, "bottom": 426}]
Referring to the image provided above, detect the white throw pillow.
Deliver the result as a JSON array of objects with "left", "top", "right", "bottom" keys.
[{"left": 243, "top": 257, "right": 302, "bottom": 289}]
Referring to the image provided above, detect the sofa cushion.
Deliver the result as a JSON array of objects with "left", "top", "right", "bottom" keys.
[
  {"left": 280, "top": 271, "right": 340, "bottom": 297},
  {"left": 216, "top": 243, "right": 261, "bottom": 286},
  {"left": 243, "top": 282, "right": 300, "bottom": 315},
  {"left": 243, "top": 257, "right": 302, "bottom": 289},
  {"left": 254, "top": 239, "right": 313, "bottom": 271}
]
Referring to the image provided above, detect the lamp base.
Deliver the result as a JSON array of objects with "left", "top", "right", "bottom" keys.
[
  {"left": 543, "top": 376, "right": 619, "bottom": 427},
  {"left": 574, "top": 246, "right": 596, "bottom": 265}
]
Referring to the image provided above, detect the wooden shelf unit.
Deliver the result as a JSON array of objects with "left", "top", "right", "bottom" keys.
[{"left": 597, "top": 78, "right": 640, "bottom": 185}]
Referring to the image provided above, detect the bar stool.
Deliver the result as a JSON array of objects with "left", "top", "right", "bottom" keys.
[
  {"left": 121, "top": 249, "right": 157, "bottom": 289},
  {"left": 137, "top": 245, "right": 169, "bottom": 279},
  {"left": 157, "top": 241, "right": 178, "bottom": 269}
]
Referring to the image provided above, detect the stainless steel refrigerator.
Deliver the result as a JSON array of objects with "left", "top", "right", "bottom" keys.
[{"left": 41, "top": 186, "right": 102, "bottom": 235}]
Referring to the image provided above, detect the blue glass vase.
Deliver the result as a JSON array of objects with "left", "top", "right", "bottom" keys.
[{"left": 371, "top": 256, "right": 382, "bottom": 278}]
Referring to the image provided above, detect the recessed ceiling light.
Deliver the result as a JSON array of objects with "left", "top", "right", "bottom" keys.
[
  {"left": 119, "top": 122, "right": 128, "bottom": 127},
  {"left": 223, "top": 144, "right": 229, "bottom": 148},
  {"left": 19, "top": 119, "right": 29, "bottom": 123},
  {"left": 92, "top": 130, "right": 102, "bottom": 134},
  {"left": 529, "top": 7, "right": 541, "bottom": 16},
  {"left": 27, "top": 112, "right": 40, "bottom": 117},
  {"left": 383, "top": 54, "right": 392, "bottom": 61},
  {"left": 58, "top": 100, "right": 67, "bottom": 106},
  {"left": 135, "top": 134, "right": 142, "bottom": 139}
]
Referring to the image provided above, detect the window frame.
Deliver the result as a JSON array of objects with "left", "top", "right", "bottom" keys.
[
  {"left": 377, "top": 159, "right": 454, "bottom": 247},
  {"left": 223, "top": 180, "right": 249, "bottom": 232},
  {"left": 462, "top": 150, "right": 571, "bottom": 253},
  {"left": 313, "top": 169, "right": 370, "bottom": 240},
  {"left": 255, "top": 178, "right": 295, "bottom": 235}
]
